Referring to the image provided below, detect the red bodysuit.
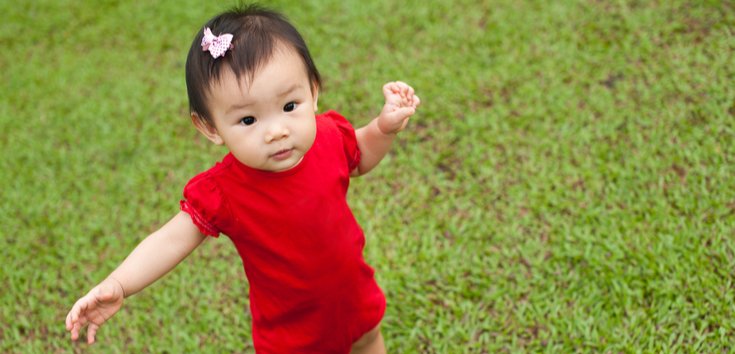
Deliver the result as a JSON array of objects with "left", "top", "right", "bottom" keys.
[{"left": 180, "top": 111, "right": 386, "bottom": 353}]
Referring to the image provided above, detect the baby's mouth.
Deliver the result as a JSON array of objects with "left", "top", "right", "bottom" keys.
[{"left": 271, "top": 148, "right": 294, "bottom": 161}]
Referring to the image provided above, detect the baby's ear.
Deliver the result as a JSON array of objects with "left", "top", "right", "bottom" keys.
[
  {"left": 191, "top": 112, "right": 224, "bottom": 145},
  {"left": 312, "top": 85, "right": 319, "bottom": 112}
]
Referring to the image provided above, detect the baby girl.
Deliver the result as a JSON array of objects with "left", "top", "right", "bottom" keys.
[{"left": 65, "top": 5, "right": 419, "bottom": 353}]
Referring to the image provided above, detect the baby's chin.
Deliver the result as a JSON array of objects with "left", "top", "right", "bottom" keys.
[
  {"left": 272, "top": 155, "right": 305, "bottom": 172},
  {"left": 252, "top": 152, "right": 305, "bottom": 173}
]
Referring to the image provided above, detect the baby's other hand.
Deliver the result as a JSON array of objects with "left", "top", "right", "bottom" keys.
[
  {"left": 378, "top": 81, "right": 421, "bottom": 135},
  {"left": 65, "top": 278, "right": 125, "bottom": 344}
]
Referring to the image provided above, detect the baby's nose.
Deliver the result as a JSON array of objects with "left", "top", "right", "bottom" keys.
[{"left": 265, "top": 124, "right": 290, "bottom": 143}]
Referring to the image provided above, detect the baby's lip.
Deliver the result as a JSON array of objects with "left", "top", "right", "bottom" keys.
[
  {"left": 270, "top": 148, "right": 294, "bottom": 160},
  {"left": 271, "top": 148, "right": 293, "bottom": 157}
]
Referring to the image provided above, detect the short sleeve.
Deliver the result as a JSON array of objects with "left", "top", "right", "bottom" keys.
[
  {"left": 322, "top": 110, "right": 361, "bottom": 172},
  {"left": 180, "top": 176, "right": 225, "bottom": 237}
]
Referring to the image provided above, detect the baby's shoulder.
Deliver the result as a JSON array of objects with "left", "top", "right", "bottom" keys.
[
  {"left": 180, "top": 157, "right": 234, "bottom": 237},
  {"left": 316, "top": 110, "right": 357, "bottom": 141},
  {"left": 316, "top": 110, "right": 349, "bottom": 127},
  {"left": 183, "top": 155, "right": 234, "bottom": 195}
]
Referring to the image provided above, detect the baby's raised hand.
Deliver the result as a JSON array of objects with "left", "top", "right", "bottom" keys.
[
  {"left": 65, "top": 278, "right": 125, "bottom": 344},
  {"left": 378, "top": 81, "right": 421, "bottom": 135}
]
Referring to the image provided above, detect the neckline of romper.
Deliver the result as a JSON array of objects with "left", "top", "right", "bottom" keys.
[{"left": 224, "top": 149, "right": 311, "bottom": 179}]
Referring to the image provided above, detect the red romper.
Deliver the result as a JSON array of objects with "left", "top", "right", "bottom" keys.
[{"left": 180, "top": 111, "right": 386, "bottom": 353}]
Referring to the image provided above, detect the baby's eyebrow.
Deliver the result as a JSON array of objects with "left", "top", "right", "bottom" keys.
[
  {"left": 277, "top": 83, "right": 303, "bottom": 98},
  {"left": 226, "top": 101, "right": 254, "bottom": 114}
]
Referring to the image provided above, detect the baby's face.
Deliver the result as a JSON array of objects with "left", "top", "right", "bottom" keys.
[{"left": 203, "top": 46, "right": 318, "bottom": 172}]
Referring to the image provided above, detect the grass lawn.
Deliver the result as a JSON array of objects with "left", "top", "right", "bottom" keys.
[{"left": 2, "top": 0, "right": 734, "bottom": 352}]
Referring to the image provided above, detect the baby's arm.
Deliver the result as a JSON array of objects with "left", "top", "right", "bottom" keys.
[
  {"left": 65, "top": 211, "right": 206, "bottom": 344},
  {"left": 352, "top": 81, "right": 420, "bottom": 176}
]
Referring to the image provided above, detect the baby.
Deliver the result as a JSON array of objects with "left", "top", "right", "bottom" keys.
[{"left": 64, "top": 4, "right": 419, "bottom": 353}]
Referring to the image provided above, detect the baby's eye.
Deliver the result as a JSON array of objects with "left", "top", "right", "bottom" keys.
[
  {"left": 283, "top": 102, "right": 297, "bottom": 112},
  {"left": 240, "top": 116, "right": 256, "bottom": 125}
]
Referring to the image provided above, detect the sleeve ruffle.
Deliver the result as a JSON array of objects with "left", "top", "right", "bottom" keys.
[
  {"left": 323, "top": 110, "right": 361, "bottom": 172},
  {"left": 180, "top": 177, "right": 224, "bottom": 237}
]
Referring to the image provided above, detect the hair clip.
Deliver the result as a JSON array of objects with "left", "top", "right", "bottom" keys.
[{"left": 201, "top": 27, "right": 233, "bottom": 59}]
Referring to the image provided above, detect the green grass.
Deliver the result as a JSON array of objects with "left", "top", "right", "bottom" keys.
[{"left": 2, "top": 0, "right": 734, "bottom": 352}]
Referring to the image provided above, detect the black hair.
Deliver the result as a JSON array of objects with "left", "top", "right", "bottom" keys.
[{"left": 185, "top": 4, "right": 321, "bottom": 127}]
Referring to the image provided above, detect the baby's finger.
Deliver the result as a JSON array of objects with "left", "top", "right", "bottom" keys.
[
  {"left": 71, "top": 301, "right": 87, "bottom": 325},
  {"left": 413, "top": 94, "right": 421, "bottom": 107},
  {"left": 71, "top": 322, "right": 80, "bottom": 341},
  {"left": 390, "top": 81, "right": 406, "bottom": 95},
  {"left": 383, "top": 82, "right": 397, "bottom": 97},
  {"left": 65, "top": 310, "right": 72, "bottom": 330},
  {"left": 68, "top": 305, "right": 80, "bottom": 328},
  {"left": 74, "top": 313, "right": 92, "bottom": 341},
  {"left": 88, "top": 323, "right": 99, "bottom": 344},
  {"left": 399, "top": 116, "right": 411, "bottom": 131},
  {"left": 391, "top": 106, "right": 416, "bottom": 121},
  {"left": 394, "top": 81, "right": 408, "bottom": 90},
  {"left": 388, "top": 116, "right": 412, "bottom": 133}
]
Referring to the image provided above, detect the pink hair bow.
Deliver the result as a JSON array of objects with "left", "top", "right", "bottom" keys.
[{"left": 201, "top": 27, "right": 233, "bottom": 59}]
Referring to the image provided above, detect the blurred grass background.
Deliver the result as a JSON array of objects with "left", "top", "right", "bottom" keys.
[{"left": 1, "top": 0, "right": 734, "bottom": 352}]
